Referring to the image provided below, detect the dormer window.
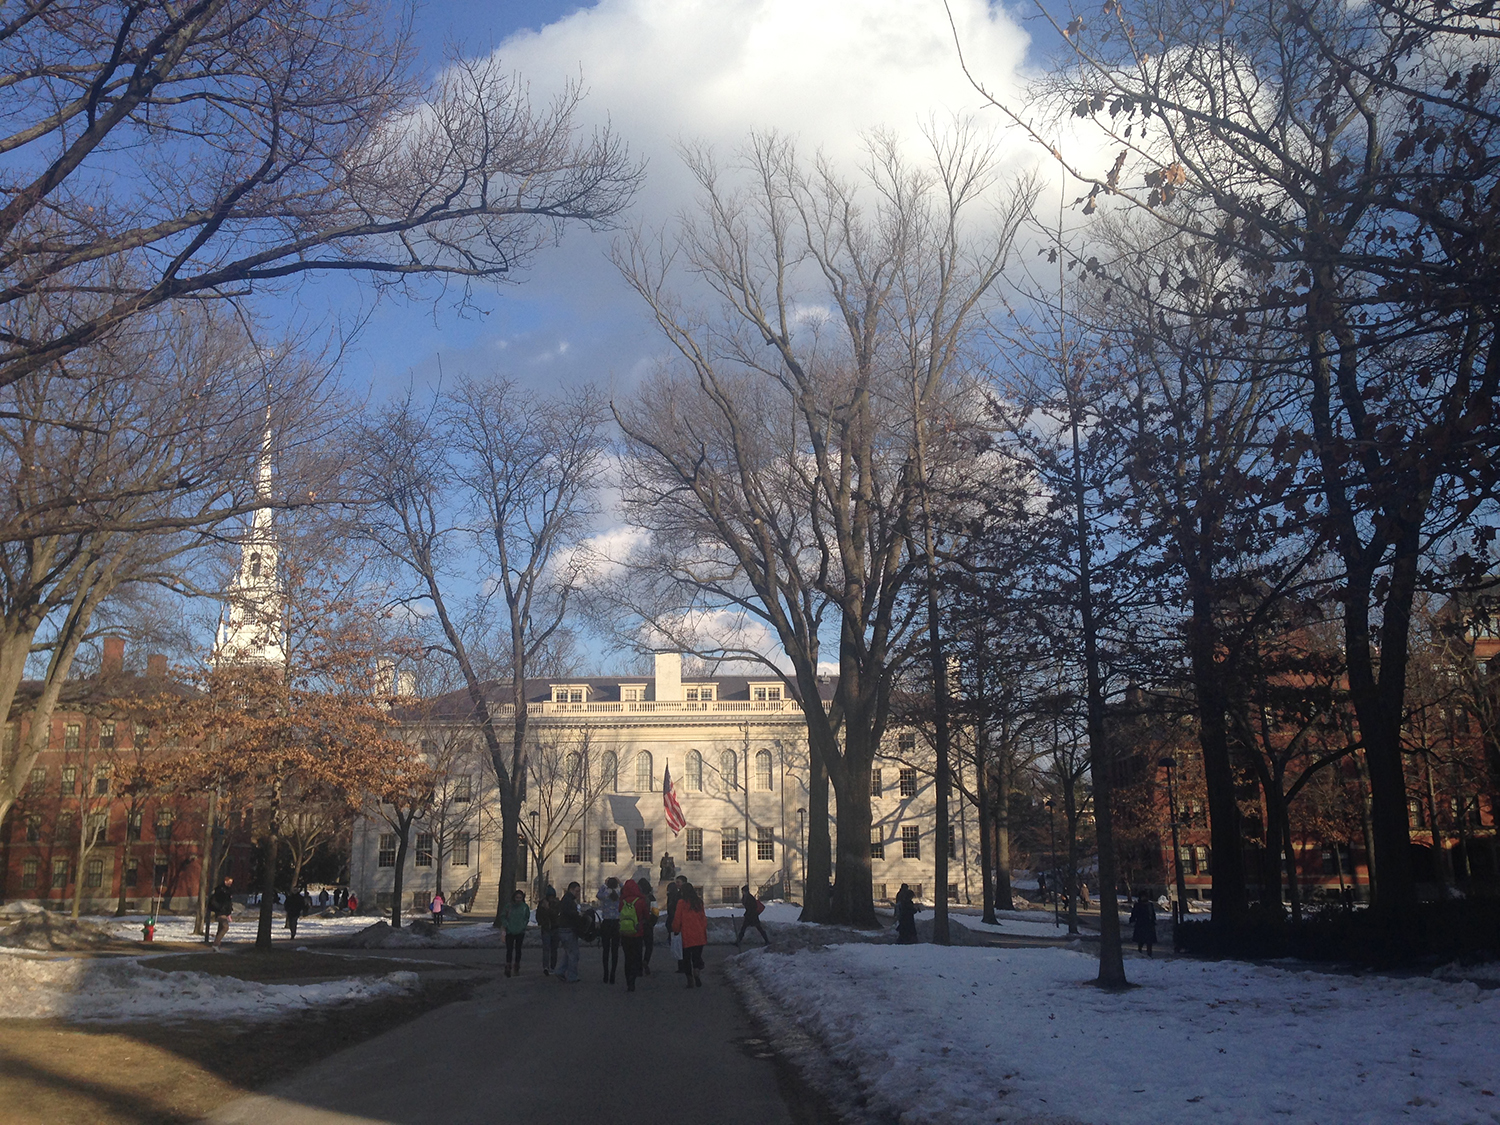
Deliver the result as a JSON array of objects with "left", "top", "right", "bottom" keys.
[
  {"left": 684, "top": 684, "right": 716, "bottom": 702},
  {"left": 620, "top": 684, "right": 646, "bottom": 702},
  {"left": 551, "top": 684, "right": 588, "bottom": 704},
  {"left": 751, "top": 683, "right": 783, "bottom": 702}
]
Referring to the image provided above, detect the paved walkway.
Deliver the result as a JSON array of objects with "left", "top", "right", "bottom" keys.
[{"left": 205, "top": 945, "right": 804, "bottom": 1125}]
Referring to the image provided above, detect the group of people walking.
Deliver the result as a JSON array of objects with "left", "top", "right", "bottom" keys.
[{"left": 498, "top": 875, "right": 770, "bottom": 991}]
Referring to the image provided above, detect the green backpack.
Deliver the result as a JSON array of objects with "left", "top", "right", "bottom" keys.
[{"left": 619, "top": 900, "right": 640, "bottom": 937}]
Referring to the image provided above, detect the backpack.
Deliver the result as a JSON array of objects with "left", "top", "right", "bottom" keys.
[
  {"left": 619, "top": 900, "right": 640, "bottom": 937},
  {"left": 576, "top": 907, "right": 599, "bottom": 942}
]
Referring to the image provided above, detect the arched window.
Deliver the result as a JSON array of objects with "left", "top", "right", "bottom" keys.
[
  {"left": 720, "top": 750, "right": 738, "bottom": 790},
  {"left": 565, "top": 752, "right": 581, "bottom": 791},
  {"left": 755, "top": 749, "right": 774, "bottom": 791},
  {"left": 249, "top": 552, "right": 262, "bottom": 578},
  {"left": 601, "top": 751, "right": 618, "bottom": 793},
  {"left": 636, "top": 750, "right": 654, "bottom": 792},
  {"left": 684, "top": 750, "right": 703, "bottom": 791}
]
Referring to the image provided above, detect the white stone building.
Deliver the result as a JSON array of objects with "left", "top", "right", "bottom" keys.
[{"left": 350, "top": 654, "right": 980, "bottom": 915}]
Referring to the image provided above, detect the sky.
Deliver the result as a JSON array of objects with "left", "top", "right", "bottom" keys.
[{"left": 305, "top": 0, "right": 1040, "bottom": 406}]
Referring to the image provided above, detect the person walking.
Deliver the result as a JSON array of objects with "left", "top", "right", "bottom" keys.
[
  {"left": 557, "top": 882, "right": 583, "bottom": 983},
  {"left": 207, "top": 876, "right": 235, "bottom": 951},
  {"left": 284, "top": 886, "right": 304, "bottom": 939},
  {"left": 672, "top": 881, "right": 708, "bottom": 988},
  {"left": 1130, "top": 893, "right": 1157, "bottom": 956},
  {"left": 894, "top": 883, "right": 922, "bottom": 944},
  {"left": 619, "top": 879, "right": 648, "bottom": 992},
  {"left": 664, "top": 874, "right": 687, "bottom": 948},
  {"left": 535, "top": 886, "right": 561, "bottom": 975},
  {"left": 502, "top": 890, "right": 530, "bottom": 976},
  {"left": 597, "top": 876, "right": 623, "bottom": 984},
  {"left": 734, "top": 884, "right": 770, "bottom": 947},
  {"left": 637, "top": 878, "right": 658, "bottom": 975},
  {"left": 430, "top": 891, "right": 445, "bottom": 927}
]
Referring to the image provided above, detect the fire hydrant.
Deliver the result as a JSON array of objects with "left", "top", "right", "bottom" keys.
[{"left": 142, "top": 916, "right": 155, "bottom": 942}]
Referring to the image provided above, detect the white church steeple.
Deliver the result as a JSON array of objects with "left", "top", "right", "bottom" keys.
[{"left": 213, "top": 417, "right": 286, "bottom": 667}]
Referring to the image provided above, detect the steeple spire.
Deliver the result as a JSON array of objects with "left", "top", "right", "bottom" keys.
[{"left": 212, "top": 406, "right": 285, "bottom": 667}]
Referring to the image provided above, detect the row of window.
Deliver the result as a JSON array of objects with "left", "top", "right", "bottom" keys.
[
  {"left": 7, "top": 720, "right": 148, "bottom": 753},
  {"left": 870, "top": 825, "right": 926, "bottom": 860},
  {"left": 546, "top": 749, "right": 781, "bottom": 794},
  {"left": 375, "top": 825, "right": 781, "bottom": 869},
  {"left": 377, "top": 832, "right": 473, "bottom": 869},
  {"left": 25, "top": 763, "right": 116, "bottom": 799},
  {"left": 20, "top": 855, "right": 164, "bottom": 891},
  {"left": 22, "top": 808, "right": 172, "bottom": 844}
]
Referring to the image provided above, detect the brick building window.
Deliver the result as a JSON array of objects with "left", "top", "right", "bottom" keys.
[
  {"left": 85, "top": 858, "right": 104, "bottom": 888},
  {"left": 871, "top": 768, "right": 883, "bottom": 798},
  {"left": 154, "top": 809, "right": 173, "bottom": 841},
  {"left": 635, "top": 828, "right": 654, "bottom": 863},
  {"left": 153, "top": 862, "right": 168, "bottom": 889},
  {"left": 563, "top": 829, "right": 581, "bottom": 864},
  {"left": 721, "top": 827, "right": 739, "bottom": 862},
  {"left": 87, "top": 812, "right": 108, "bottom": 844},
  {"left": 61, "top": 766, "right": 77, "bottom": 796},
  {"left": 899, "top": 768, "right": 917, "bottom": 798},
  {"left": 27, "top": 767, "right": 45, "bottom": 795},
  {"left": 94, "top": 765, "right": 112, "bottom": 796},
  {"left": 57, "top": 810, "right": 74, "bottom": 837},
  {"left": 125, "top": 859, "right": 139, "bottom": 887},
  {"left": 64, "top": 723, "right": 80, "bottom": 749},
  {"left": 51, "top": 858, "right": 69, "bottom": 888},
  {"left": 99, "top": 721, "right": 116, "bottom": 749},
  {"left": 414, "top": 833, "right": 433, "bottom": 867},
  {"left": 377, "top": 834, "right": 397, "bottom": 867},
  {"left": 757, "top": 826, "right": 774, "bottom": 861},
  {"left": 901, "top": 825, "right": 921, "bottom": 859},
  {"left": 685, "top": 827, "right": 703, "bottom": 862},
  {"left": 870, "top": 827, "right": 884, "bottom": 860},
  {"left": 21, "top": 858, "right": 38, "bottom": 889},
  {"left": 127, "top": 811, "right": 142, "bottom": 842},
  {"left": 452, "top": 832, "right": 471, "bottom": 866},
  {"left": 599, "top": 828, "right": 618, "bottom": 864},
  {"left": 24, "top": 814, "right": 41, "bottom": 843}
]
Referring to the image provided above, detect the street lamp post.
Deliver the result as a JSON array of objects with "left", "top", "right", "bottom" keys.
[
  {"left": 1045, "top": 798, "right": 1058, "bottom": 927},
  {"left": 1158, "top": 757, "right": 1189, "bottom": 933}
]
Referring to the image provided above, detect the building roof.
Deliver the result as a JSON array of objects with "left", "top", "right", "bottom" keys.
[{"left": 398, "top": 672, "right": 836, "bottom": 722}]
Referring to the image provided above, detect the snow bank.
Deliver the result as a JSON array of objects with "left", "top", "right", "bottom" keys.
[
  {"left": 0, "top": 950, "right": 418, "bottom": 1022},
  {"left": 1, "top": 912, "right": 122, "bottom": 950},
  {"left": 741, "top": 944, "right": 1500, "bottom": 1125},
  {"left": 948, "top": 910, "right": 1074, "bottom": 941}
]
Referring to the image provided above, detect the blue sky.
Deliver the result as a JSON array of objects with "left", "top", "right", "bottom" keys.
[{"left": 283, "top": 0, "right": 1038, "bottom": 409}]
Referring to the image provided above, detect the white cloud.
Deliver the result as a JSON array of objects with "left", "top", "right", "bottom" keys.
[{"left": 357, "top": 0, "right": 1033, "bottom": 396}]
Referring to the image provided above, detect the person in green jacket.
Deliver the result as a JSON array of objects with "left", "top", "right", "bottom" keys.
[{"left": 502, "top": 890, "right": 530, "bottom": 977}]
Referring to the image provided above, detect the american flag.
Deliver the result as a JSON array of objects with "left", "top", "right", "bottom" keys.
[{"left": 663, "top": 764, "right": 686, "bottom": 835}]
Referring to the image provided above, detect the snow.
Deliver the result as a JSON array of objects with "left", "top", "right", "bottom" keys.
[
  {"left": 740, "top": 944, "right": 1500, "bottom": 1125},
  {"left": 107, "top": 912, "right": 391, "bottom": 945},
  {"left": 0, "top": 949, "right": 417, "bottom": 1023},
  {"left": 947, "top": 909, "right": 1076, "bottom": 941}
]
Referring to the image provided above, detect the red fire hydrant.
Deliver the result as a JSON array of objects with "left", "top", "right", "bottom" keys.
[{"left": 142, "top": 916, "right": 156, "bottom": 942}]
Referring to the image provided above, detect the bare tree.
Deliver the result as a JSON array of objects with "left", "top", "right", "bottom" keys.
[
  {"left": 356, "top": 377, "right": 609, "bottom": 923},
  {"left": 611, "top": 127, "right": 1029, "bottom": 926},
  {"left": 523, "top": 726, "right": 611, "bottom": 899},
  {"left": 0, "top": 2, "right": 642, "bottom": 390}
]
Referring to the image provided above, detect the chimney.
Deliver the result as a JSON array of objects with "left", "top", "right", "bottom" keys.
[
  {"left": 653, "top": 652, "right": 682, "bottom": 701},
  {"left": 146, "top": 654, "right": 169, "bottom": 678},
  {"left": 101, "top": 636, "right": 126, "bottom": 676}
]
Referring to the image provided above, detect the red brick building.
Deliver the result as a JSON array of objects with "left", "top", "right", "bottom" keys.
[{"left": 0, "top": 638, "right": 246, "bottom": 914}]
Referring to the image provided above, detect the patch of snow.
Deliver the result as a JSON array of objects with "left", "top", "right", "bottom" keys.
[
  {"left": 0, "top": 949, "right": 417, "bottom": 1023},
  {"left": 742, "top": 944, "right": 1500, "bottom": 1125},
  {"left": 1433, "top": 960, "right": 1500, "bottom": 985},
  {"left": 947, "top": 912, "right": 1072, "bottom": 940},
  {"left": 107, "top": 913, "right": 382, "bottom": 946}
]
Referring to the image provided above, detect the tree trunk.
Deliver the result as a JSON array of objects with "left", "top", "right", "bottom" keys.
[
  {"left": 1279, "top": 795, "right": 1301, "bottom": 923},
  {"left": 828, "top": 747, "right": 877, "bottom": 928},
  {"left": 1063, "top": 778, "right": 1081, "bottom": 936},
  {"left": 976, "top": 745, "right": 997, "bottom": 925},
  {"left": 390, "top": 824, "right": 410, "bottom": 929},
  {"left": 799, "top": 734, "right": 833, "bottom": 923},
  {"left": 1187, "top": 576, "right": 1248, "bottom": 926},
  {"left": 193, "top": 787, "right": 217, "bottom": 933},
  {"left": 925, "top": 582, "right": 953, "bottom": 946},
  {"left": 495, "top": 787, "right": 523, "bottom": 927},
  {"left": 994, "top": 763, "right": 1013, "bottom": 913},
  {"left": 255, "top": 832, "right": 278, "bottom": 950},
  {"left": 1355, "top": 752, "right": 1378, "bottom": 899}
]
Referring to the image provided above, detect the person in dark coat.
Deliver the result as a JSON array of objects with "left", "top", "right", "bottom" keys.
[
  {"left": 894, "top": 883, "right": 922, "bottom": 944},
  {"left": 734, "top": 884, "right": 770, "bottom": 947},
  {"left": 1129, "top": 893, "right": 1157, "bottom": 956},
  {"left": 284, "top": 887, "right": 304, "bottom": 938},
  {"left": 664, "top": 874, "right": 688, "bottom": 954}
]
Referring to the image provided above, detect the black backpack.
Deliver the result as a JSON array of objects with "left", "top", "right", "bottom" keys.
[{"left": 576, "top": 907, "right": 600, "bottom": 942}]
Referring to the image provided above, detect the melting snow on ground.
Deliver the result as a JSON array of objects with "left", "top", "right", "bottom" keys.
[
  {"left": 741, "top": 943, "right": 1500, "bottom": 1125},
  {"left": 0, "top": 949, "right": 417, "bottom": 1022}
]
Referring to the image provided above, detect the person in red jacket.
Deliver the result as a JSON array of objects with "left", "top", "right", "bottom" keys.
[{"left": 671, "top": 880, "right": 708, "bottom": 988}]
